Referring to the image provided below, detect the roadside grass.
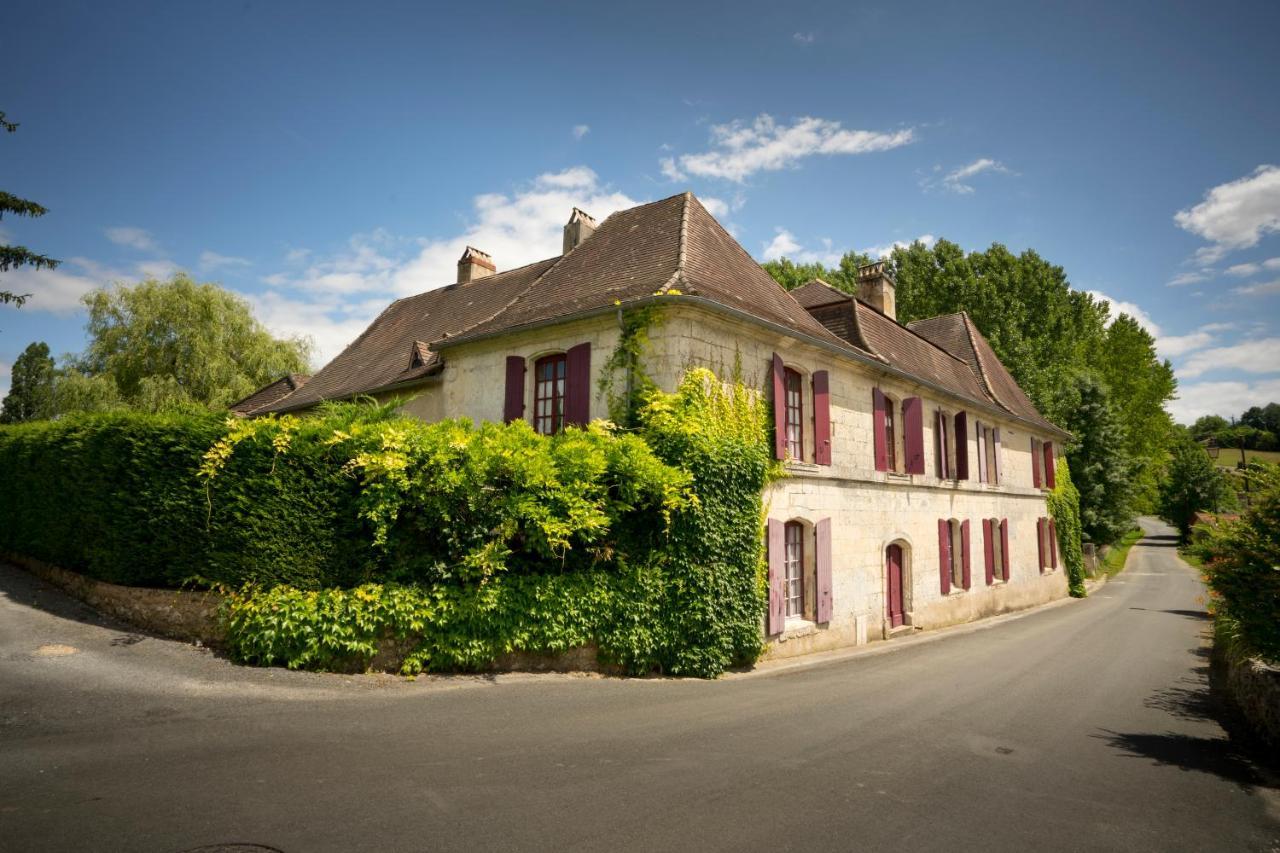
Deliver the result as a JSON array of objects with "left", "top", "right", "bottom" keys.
[
  {"left": 1100, "top": 527, "right": 1144, "bottom": 578},
  {"left": 1213, "top": 448, "right": 1280, "bottom": 468}
]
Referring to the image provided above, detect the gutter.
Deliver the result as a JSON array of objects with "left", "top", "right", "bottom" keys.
[{"left": 434, "top": 294, "right": 1072, "bottom": 441}]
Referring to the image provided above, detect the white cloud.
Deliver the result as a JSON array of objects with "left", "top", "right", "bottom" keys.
[
  {"left": 1157, "top": 331, "right": 1215, "bottom": 358},
  {"left": 0, "top": 257, "right": 110, "bottom": 314},
  {"left": 663, "top": 114, "right": 915, "bottom": 183},
  {"left": 136, "top": 259, "right": 180, "bottom": 279},
  {"left": 762, "top": 228, "right": 803, "bottom": 261},
  {"left": 284, "top": 247, "right": 311, "bottom": 264},
  {"left": 200, "top": 250, "right": 251, "bottom": 271},
  {"left": 1087, "top": 290, "right": 1162, "bottom": 337},
  {"left": 1167, "top": 270, "right": 1211, "bottom": 287},
  {"left": 931, "top": 158, "right": 1012, "bottom": 194},
  {"left": 1233, "top": 278, "right": 1280, "bottom": 296},
  {"left": 1168, "top": 377, "right": 1280, "bottom": 424},
  {"left": 862, "top": 234, "right": 936, "bottom": 259},
  {"left": 572, "top": 124, "right": 590, "bottom": 140},
  {"left": 105, "top": 226, "right": 160, "bottom": 252},
  {"left": 1178, "top": 337, "right": 1280, "bottom": 379},
  {"left": 1175, "top": 165, "right": 1280, "bottom": 261},
  {"left": 792, "top": 32, "right": 815, "bottom": 45},
  {"left": 255, "top": 167, "right": 641, "bottom": 364},
  {"left": 700, "top": 197, "right": 730, "bottom": 218}
]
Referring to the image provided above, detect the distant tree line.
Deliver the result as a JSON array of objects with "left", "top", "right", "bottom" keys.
[
  {"left": 1189, "top": 404, "right": 1280, "bottom": 453},
  {"left": 764, "top": 238, "right": 1177, "bottom": 547}
]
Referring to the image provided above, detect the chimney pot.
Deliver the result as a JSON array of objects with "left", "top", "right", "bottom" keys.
[
  {"left": 856, "top": 261, "right": 896, "bottom": 320},
  {"left": 562, "top": 207, "right": 598, "bottom": 254},
  {"left": 457, "top": 246, "right": 496, "bottom": 284}
]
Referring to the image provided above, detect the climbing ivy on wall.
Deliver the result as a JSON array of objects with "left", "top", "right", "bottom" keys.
[
  {"left": 1047, "top": 457, "right": 1087, "bottom": 597},
  {"left": 598, "top": 304, "right": 664, "bottom": 427}
]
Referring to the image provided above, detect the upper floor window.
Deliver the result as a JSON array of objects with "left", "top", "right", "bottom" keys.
[
  {"left": 784, "top": 368, "right": 804, "bottom": 460},
  {"left": 534, "top": 353, "right": 566, "bottom": 435},
  {"left": 884, "top": 397, "right": 898, "bottom": 472},
  {"left": 936, "top": 409, "right": 956, "bottom": 479},
  {"left": 977, "top": 422, "right": 1000, "bottom": 484},
  {"left": 784, "top": 520, "right": 805, "bottom": 617}
]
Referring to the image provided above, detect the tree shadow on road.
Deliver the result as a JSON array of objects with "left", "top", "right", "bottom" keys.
[
  {"left": 1129, "top": 607, "right": 1210, "bottom": 620},
  {"left": 0, "top": 560, "right": 127, "bottom": 632},
  {"left": 1137, "top": 533, "right": 1181, "bottom": 548},
  {"left": 1094, "top": 728, "right": 1265, "bottom": 789}
]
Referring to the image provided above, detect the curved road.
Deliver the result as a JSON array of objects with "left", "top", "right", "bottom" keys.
[{"left": 1, "top": 518, "right": 1276, "bottom": 852}]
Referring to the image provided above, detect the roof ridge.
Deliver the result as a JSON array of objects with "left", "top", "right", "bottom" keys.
[
  {"left": 657, "top": 191, "right": 692, "bottom": 295},
  {"left": 958, "top": 312, "right": 1014, "bottom": 413},
  {"left": 885, "top": 305, "right": 987, "bottom": 370},
  {"left": 433, "top": 255, "right": 566, "bottom": 344}
]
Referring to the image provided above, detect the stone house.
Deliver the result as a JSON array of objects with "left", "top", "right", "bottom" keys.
[{"left": 248, "top": 192, "right": 1069, "bottom": 658}]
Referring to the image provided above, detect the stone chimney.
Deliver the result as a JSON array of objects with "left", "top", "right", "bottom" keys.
[
  {"left": 857, "top": 261, "right": 896, "bottom": 320},
  {"left": 457, "top": 246, "right": 496, "bottom": 284},
  {"left": 562, "top": 207, "right": 597, "bottom": 254}
]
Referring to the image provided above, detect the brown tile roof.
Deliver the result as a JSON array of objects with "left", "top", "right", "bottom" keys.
[
  {"left": 852, "top": 301, "right": 992, "bottom": 404},
  {"left": 230, "top": 373, "right": 310, "bottom": 416},
  {"left": 908, "top": 312, "right": 1063, "bottom": 434}
]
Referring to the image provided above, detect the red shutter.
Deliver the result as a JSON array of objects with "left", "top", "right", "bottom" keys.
[
  {"left": 1031, "top": 438, "right": 1042, "bottom": 488},
  {"left": 1043, "top": 441, "right": 1056, "bottom": 489},
  {"left": 976, "top": 421, "right": 988, "bottom": 483},
  {"left": 815, "top": 517, "right": 832, "bottom": 622},
  {"left": 1000, "top": 518, "right": 1011, "bottom": 581},
  {"left": 772, "top": 353, "right": 786, "bottom": 461},
  {"left": 983, "top": 518, "right": 995, "bottom": 585},
  {"left": 961, "top": 519, "right": 972, "bottom": 590},
  {"left": 813, "top": 371, "right": 832, "bottom": 466},
  {"left": 902, "top": 396, "right": 924, "bottom": 474},
  {"left": 934, "top": 410, "right": 944, "bottom": 477},
  {"left": 992, "top": 427, "right": 1002, "bottom": 485},
  {"left": 503, "top": 355, "right": 526, "bottom": 423},
  {"left": 954, "top": 412, "right": 969, "bottom": 480},
  {"left": 872, "top": 387, "right": 888, "bottom": 471},
  {"left": 938, "top": 519, "right": 951, "bottom": 595},
  {"left": 1049, "top": 518, "right": 1059, "bottom": 569},
  {"left": 767, "top": 519, "right": 785, "bottom": 634},
  {"left": 1037, "top": 518, "right": 1046, "bottom": 573},
  {"left": 563, "top": 342, "right": 591, "bottom": 427}
]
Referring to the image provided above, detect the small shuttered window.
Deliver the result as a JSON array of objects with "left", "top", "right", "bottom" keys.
[
  {"left": 784, "top": 368, "right": 803, "bottom": 461},
  {"left": 533, "top": 354, "right": 566, "bottom": 435},
  {"left": 885, "top": 400, "right": 897, "bottom": 472},
  {"left": 784, "top": 521, "right": 804, "bottom": 617}
]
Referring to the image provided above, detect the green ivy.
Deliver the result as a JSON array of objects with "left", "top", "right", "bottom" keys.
[
  {"left": 1047, "top": 457, "right": 1087, "bottom": 597},
  {"left": 598, "top": 304, "right": 663, "bottom": 427}
]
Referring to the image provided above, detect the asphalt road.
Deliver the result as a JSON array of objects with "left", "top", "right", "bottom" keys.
[{"left": 1, "top": 517, "right": 1276, "bottom": 853}]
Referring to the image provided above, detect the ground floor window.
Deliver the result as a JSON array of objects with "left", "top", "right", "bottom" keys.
[
  {"left": 948, "top": 519, "right": 964, "bottom": 589},
  {"left": 784, "top": 521, "right": 804, "bottom": 617}
]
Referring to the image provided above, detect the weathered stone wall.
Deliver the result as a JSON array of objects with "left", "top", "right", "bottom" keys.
[{"left": 1215, "top": 645, "right": 1280, "bottom": 762}]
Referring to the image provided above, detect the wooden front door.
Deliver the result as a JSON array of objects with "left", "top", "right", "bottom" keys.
[{"left": 886, "top": 544, "right": 905, "bottom": 628}]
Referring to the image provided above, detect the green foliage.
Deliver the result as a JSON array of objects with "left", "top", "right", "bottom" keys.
[
  {"left": 598, "top": 304, "right": 663, "bottom": 427},
  {"left": 1189, "top": 465, "right": 1280, "bottom": 663},
  {"left": 1060, "top": 372, "right": 1135, "bottom": 544},
  {"left": 66, "top": 273, "right": 312, "bottom": 414},
  {"left": 0, "top": 111, "right": 59, "bottom": 307},
  {"left": 0, "top": 370, "right": 776, "bottom": 677},
  {"left": 0, "top": 341, "right": 55, "bottom": 423},
  {"left": 761, "top": 251, "right": 872, "bottom": 293},
  {"left": 1158, "top": 432, "right": 1235, "bottom": 541},
  {"left": 1046, "top": 457, "right": 1087, "bottom": 597}
]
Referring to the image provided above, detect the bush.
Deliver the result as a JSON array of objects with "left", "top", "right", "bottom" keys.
[{"left": 1047, "top": 458, "right": 1087, "bottom": 597}]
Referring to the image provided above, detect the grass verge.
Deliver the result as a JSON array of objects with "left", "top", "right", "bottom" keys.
[{"left": 1099, "top": 527, "right": 1144, "bottom": 578}]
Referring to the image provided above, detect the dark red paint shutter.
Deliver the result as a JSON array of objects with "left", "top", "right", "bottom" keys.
[
  {"left": 1032, "top": 438, "right": 1042, "bottom": 488},
  {"left": 563, "top": 342, "right": 591, "bottom": 427},
  {"left": 503, "top": 355, "right": 525, "bottom": 423},
  {"left": 1037, "top": 518, "right": 1046, "bottom": 572},
  {"left": 872, "top": 387, "right": 888, "bottom": 472},
  {"left": 975, "top": 420, "right": 987, "bottom": 483},
  {"left": 938, "top": 519, "right": 951, "bottom": 595},
  {"left": 1000, "top": 518, "right": 1011, "bottom": 581},
  {"left": 1043, "top": 441, "right": 1056, "bottom": 489},
  {"left": 961, "top": 519, "right": 972, "bottom": 590},
  {"left": 954, "top": 412, "right": 969, "bottom": 480},
  {"left": 767, "top": 519, "right": 785, "bottom": 634},
  {"left": 813, "top": 370, "right": 832, "bottom": 466},
  {"left": 1049, "top": 518, "right": 1059, "bottom": 569},
  {"left": 992, "top": 427, "right": 1002, "bottom": 485},
  {"left": 772, "top": 353, "right": 786, "bottom": 461},
  {"left": 903, "top": 396, "right": 924, "bottom": 474},
  {"left": 815, "top": 517, "right": 833, "bottom": 623},
  {"left": 983, "top": 518, "right": 995, "bottom": 586},
  {"left": 934, "top": 410, "right": 944, "bottom": 477}
]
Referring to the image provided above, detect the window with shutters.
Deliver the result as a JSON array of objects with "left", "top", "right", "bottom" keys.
[
  {"left": 935, "top": 409, "right": 956, "bottom": 479},
  {"left": 883, "top": 393, "right": 902, "bottom": 473},
  {"left": 1032, "top": 437, "right": 1047, "bottom": 488},
  {"left": 948, "top": 519, "right": 964, "bottom": 590},
  {"left": 990, "top": 518, "right": 1004, "bottom": 582},
  {"left": 784, "top": 368, "right": 804, "bottom": 460},
  {"left": 977, "top": 423, "right": 999, "bottom": 484},
  {"left": 533, "top": 353, "right": 566, "bottom": 435},
  {"left": 783, "top": 521, "right": 805, "bottom": 617}
]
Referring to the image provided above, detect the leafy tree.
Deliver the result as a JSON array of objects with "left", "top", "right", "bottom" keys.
[
  {"left": 1, "top": 112, "right": 60, "bottom": 307},
  {"left": 1190, "top": 414, "right": 1230, "bottom": 440},
  {"left": 66, "top": 273, "right": 311, "bottom": 413},
  {"left": 1060, "top": 372, "right": 1134, "bottom": 544},
  {"left": 1239, "top": 403, "right": 1280, "bottom": 436},
  {"left": 0, "top": 341, "right": 55, "bottom": 422},
  {"left": 50, "top": 369, "right": 124, "bottom": 415},
  {"left": 761, "top": 250, "right": 871, "bottom": 293},
  {"left": 1158, "top": 432, "right": 1235, "bottom": 541}
]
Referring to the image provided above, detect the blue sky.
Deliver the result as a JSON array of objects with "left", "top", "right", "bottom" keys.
[{"left": 2, "top": 0, "right": 1278, "bottom": 422}]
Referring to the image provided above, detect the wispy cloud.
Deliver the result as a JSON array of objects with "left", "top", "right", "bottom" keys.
[
  {"left": 761, "top": 228, "right": 841, "bottom": 266},
  {"left": 661, "top": 114, "right": 915, "bottom": 183},
  {"left": 1088, "top": 290, "right": 1161, "bottom": 337},
  {"left": 1167, "top": 270, "right": 1211, "bottom": 287},
  {"left": 199, "top": 250, "right": 251, "bottom": 272},
  {"left": 792, "top": 32, "right": 815, "bottom": 45},
  {"left": 862, "top": 234, "right": 936, "bottom": 259},
  {"left": 924, "top": 158, "right": 1013, "bottom": 194},
  {"left": 1169, "top": 377, "right": 1280, "bottom": 424},
  {"left": 1225, "top": 257, "right": 1280, "bottom": 277},
  {"left": 572, "top": 124, "right": 590, "bottom": 140},
  {"left": 105, "top": 226, "right": 160, "bottom": 252},
  {"left": 1233, "top": 278, "right": 1280, "bottom": 297},
  {"left": 1175, "top": 165, "right": 1280, "bottom": 263},
  {"left": 1178, "top": 337, "right": 1280, "bottom": 379}
]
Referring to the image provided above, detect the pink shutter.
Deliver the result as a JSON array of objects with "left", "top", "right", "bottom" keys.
[
  {"left": 954, "top": 412, "right": 969, "bottom": 480},
  {"left": 1000, "top": 518, "right": 1011, "bottom": 581},
  {"left": 767, "top": 519, "right": 785, "bottom": 634},
  {"left": 772, "top": 354, "right": 786, "bottom": 461},
  {"left": 1043, "top": 441, "right": 1056, "bottom": 489},
  {"left": 564, "top": 342, "right": 591, "bottom": 427},
  {"left": 1032, "top": 438, "right": 1042, "bottom": 488},
  {"left": 503, "top": 355, "right": 526, "bottom": 423},
  {"left": 961, "top": 519, "right": 972, "bottom": 590},
  {"left": 902, "top": 396, "right": 924, "bottom": 474},
  {"left": 872, "top": 387, "right": 888, "bottom": 471},
  {"left": 992, "top": 427, "right": 1002, "bottom": 485},
  {"left": 983, "top": 518, "right": 995, "bottom": 585},
  {"left": 934, "top": 410, "right": 944, "bottom": 477},
  {"left": 976, "top": 421, "right": 988, "bottom": 483},
  {"left": 813, "top": 371, "right": 832, "bottom": 466},
  {"left": 1049, "top": 519, "right": 1059, "bottom": 569},
  {"left": 815, "top": 517, "right": 833, "bottom": 622},
  {"left": 1037, "top": 518, "right": 1046, "bottom": 572},
  {"left": 938, "top": 519, "right": 951, "bottom": 595}
]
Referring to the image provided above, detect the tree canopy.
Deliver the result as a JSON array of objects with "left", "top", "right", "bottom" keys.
[
  {"left": 1159, "top": 431, "right": 1235, "bottom": 541},
  {"left": 0, "top": 341, "right": 55, "bottom": 423},
  {"left": 0, "top": 112, "right": 60, "bottom": 307}
]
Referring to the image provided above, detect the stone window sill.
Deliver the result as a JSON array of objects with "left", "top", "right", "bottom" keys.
[
  {"left": 785, "top": 460, "right": 821, "bottom": 475},
  {"left": 779, "top": 619, "right": 821, "bottom": 641}
]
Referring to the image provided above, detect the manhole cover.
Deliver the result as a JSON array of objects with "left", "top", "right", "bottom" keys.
[{"left": 34, "top": 644, "right": 78, "bottom": 657}]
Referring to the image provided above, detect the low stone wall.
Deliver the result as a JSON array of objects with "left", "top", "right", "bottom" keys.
[
  {"left": 1215, "top": 645, "right": 1280, "bottom": 764},
  {"left": 4, "top": 552, "right": 224, "bottom": 644}
]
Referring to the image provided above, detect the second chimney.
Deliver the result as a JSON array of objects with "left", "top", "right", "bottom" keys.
[
  {"left": 457, "top": 246, "right": 496, "bottom": 284},
  {"left": 562, "top": 207, "right": 597, "bottom": 254},
  {"left": 857, "top": 261, "right": 896, "bottom": 320}
]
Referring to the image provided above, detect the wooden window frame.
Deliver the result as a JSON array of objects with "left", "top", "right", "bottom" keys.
[
  {"left": 949, "top": 519, "right": 964, "bottom": 590},
  {"left": 783, "top": 521, "right": 805, "bottom": 618},
  {"left": 885, "top": 397, "right": 898, "bottom": 472},
  {"left": 783, "top": 368, "right": 804, "bottom": 461},
  {"left": 533, "top": 353, "right": 567, "bottom": 436}
]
